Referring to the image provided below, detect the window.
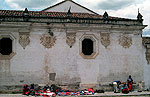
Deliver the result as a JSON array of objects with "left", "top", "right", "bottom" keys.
[
  {"left": 0, "top": 34, "right": 16, "bottom": 60},
  {"left": 82, "top": 38, "right": 93, "bottom": 55},
  {"left": 79, "top": 34, "right": 99, "bottom": 59},
  {"left": 0, "top": 38, "right": 12, "bottom": 55}
]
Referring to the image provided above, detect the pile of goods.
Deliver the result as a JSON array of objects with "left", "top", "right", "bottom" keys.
[{"left": 22, "top": 84, "right": 95, "bottom": 96}]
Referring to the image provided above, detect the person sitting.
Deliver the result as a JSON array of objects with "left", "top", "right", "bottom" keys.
[{"left": 121, "top": 83, "right": 129, "bottom": 94}]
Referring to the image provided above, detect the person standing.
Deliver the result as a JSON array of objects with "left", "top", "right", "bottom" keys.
[{"left": 127, "top": 75, "right": 133, "bottom": 91}]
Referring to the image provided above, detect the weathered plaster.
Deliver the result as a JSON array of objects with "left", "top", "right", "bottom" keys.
[{"left": 0, "top": 23, "right": 147, "bottom": 90}]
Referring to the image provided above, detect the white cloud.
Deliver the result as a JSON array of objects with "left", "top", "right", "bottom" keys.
[
  {"left": 94, "top": 0, "right": 150, "bottom": 30},
  {"left": 5, "top": 0, "right": 58, "bottom": 9},
  {"left": 77, "top": 0, "right": 150, "bottom": 31},
  {"left": 77, "top": 0, "right": 150, "bottom": 29},
  {"left": 143, "top": 34, "right": 150, "bottom": 37}
]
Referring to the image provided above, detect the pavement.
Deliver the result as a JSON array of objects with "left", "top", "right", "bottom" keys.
[{"left": 0, "top": 91, "right": 150, "bottom": 97}]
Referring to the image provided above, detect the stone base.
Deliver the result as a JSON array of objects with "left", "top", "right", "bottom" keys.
[{"left": 0, "top": 85, "right": 22, "bottom": 94}]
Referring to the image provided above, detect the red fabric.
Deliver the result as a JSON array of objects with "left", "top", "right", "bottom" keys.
[
  {"left": 52, "top": 93, "right": 56, "bottom": 97},
  {"left": 121, "top": 88, "right": 129, "bottom": 94},
  {"left": 128, "top": 83, "right": 132, "bottom": 91},
  {"left": 66, "top": 92, "right": 70, "bottom": 95},
  {"left": 88, "top": 88, "right": 94, "bottom": 93},
  {"left": 43, "top": 91, "right": 48, "bottom": 97}
]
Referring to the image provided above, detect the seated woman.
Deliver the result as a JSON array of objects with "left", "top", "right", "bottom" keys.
[{"left": 121, "top": 83, "right": 129, "bottom": 94}]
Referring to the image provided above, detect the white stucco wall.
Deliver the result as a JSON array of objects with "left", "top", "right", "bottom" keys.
[{"left": 0, "top": 23, "right": 148, "bottom": 89}]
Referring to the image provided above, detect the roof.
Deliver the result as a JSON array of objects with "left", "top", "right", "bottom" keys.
[
  {"left": 42, "top": 0, "right": 99, "bottom": 15},
  {"left": 0, "top": 10, "right": 105, "bottom": 19},
  {"left": 0, "top": 10, "right": 142, "bottom": 26}
]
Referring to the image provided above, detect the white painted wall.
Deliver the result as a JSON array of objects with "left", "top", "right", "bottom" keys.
[{"left": 0, "top": 23, "right": 148, "bottom": 89}]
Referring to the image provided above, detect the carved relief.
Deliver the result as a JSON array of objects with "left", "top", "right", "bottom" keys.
[
  {"left": 143, "top": 37, "right": 150, "bottom": 64},
  {"left": 19, "top": 33, "right": 30, "bottom": 49},
  {"left": 142, "top": 37, "right": 150, "bottom": 46},
  {"left": 145, "top": 49, "right": 150, "bottom": 64},
  {"left": 119, "top": 35, "right": 132, "bottom": 48},
  {"left": 66, "top": 33, "right": 76, "bottom": 48},
  {"left": 40, "top": 34, "right": 56, "bottom": 48},
  {"left": 100, "top": 33, "right": 110, "bottom": 48}
]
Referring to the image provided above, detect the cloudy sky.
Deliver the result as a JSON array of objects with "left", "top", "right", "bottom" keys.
[{"left": 0, "top": 0, "right": 149, "bottom": 35}]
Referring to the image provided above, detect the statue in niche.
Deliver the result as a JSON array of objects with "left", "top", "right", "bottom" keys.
[
  {"left": 40, "top": 34, "right": 56, "bottom": 48},
  {"left": 100, "top": 33, "right": 110, "bottom": 48},
  {"left": 119, "top": 34, "right": 132, "bottom": 48},
  {"left": 66, "top": 32, "right": 76, "bottom": 48},
  {"left": 19, "top": 33, "right": 30, "bottom": 49}
]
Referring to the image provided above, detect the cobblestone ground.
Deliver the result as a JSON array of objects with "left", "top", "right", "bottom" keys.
[{"left": 0, "top": 92, "right": 150, "bottom": 97}]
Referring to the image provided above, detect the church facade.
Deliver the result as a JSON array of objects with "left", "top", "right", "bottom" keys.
[{"left": 0, "top": 0, "right": 149, "bottom": 90}]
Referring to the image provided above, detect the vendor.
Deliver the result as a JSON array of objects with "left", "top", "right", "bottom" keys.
[{"left": 127, "top": 75, "right": 133, "bottom": 92}]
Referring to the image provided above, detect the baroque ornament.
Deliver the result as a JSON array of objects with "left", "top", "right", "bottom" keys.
[
  {"left": 143, "top": 37, "right": 150, "bottom": 64},
  {"left": 19, "top": 33, "right": 30, "bottom": 49},
  {"left": 145, "top": 49, "right": 150, "bottom": 64},
  {"left": 40, "top": 34, "right": 56, "bottom": 48},
  {"left": 66, "top": 33, "right": 76, "bottom": 48},
  {"left": 142, "top": 37, "right": 150, "bottom": 46},
  {"left": 119, "top": 35, "right": 132, "bottom": 48},
  {"left": 100, "top": 33, "right": 110, "bottom": 48}
]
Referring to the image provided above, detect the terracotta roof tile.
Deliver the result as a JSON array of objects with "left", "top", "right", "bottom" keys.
[
  {"left": 0, "top": 10, "right": 130, "bottom": 20},
  {"left": 0, "top": 10, "right": 106, "bottom": 19}
]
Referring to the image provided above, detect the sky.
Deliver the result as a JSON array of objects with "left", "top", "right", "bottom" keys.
[{"left": 0, "top": 0, "right": 149, "bottom": 36}]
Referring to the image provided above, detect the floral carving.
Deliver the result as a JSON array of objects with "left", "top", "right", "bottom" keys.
[
  {"left": 100, "top": 33, "right": 110, "bottom": 48},
  {"left": 19, "top": 33, "right": 30, "bottom": 49},
  {"left": 40, "top": 34, "right": 56, "bottom": 48},
  {"left": 119, "top": 35, "right": 132, "bottom": 48},
  {"left": 66, "top": 33, "right": 76, "bottom": 48}
]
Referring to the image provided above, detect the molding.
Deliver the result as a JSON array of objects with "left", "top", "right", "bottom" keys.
[
  {"left": 0, "top": 33, "right": 16, "bottom": 60},
  {"left": 0, "top": 52, "right": 16, "bottom": 60},
  {"left": 79, "top": 34, "right": 99, "bottom": 59}
]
